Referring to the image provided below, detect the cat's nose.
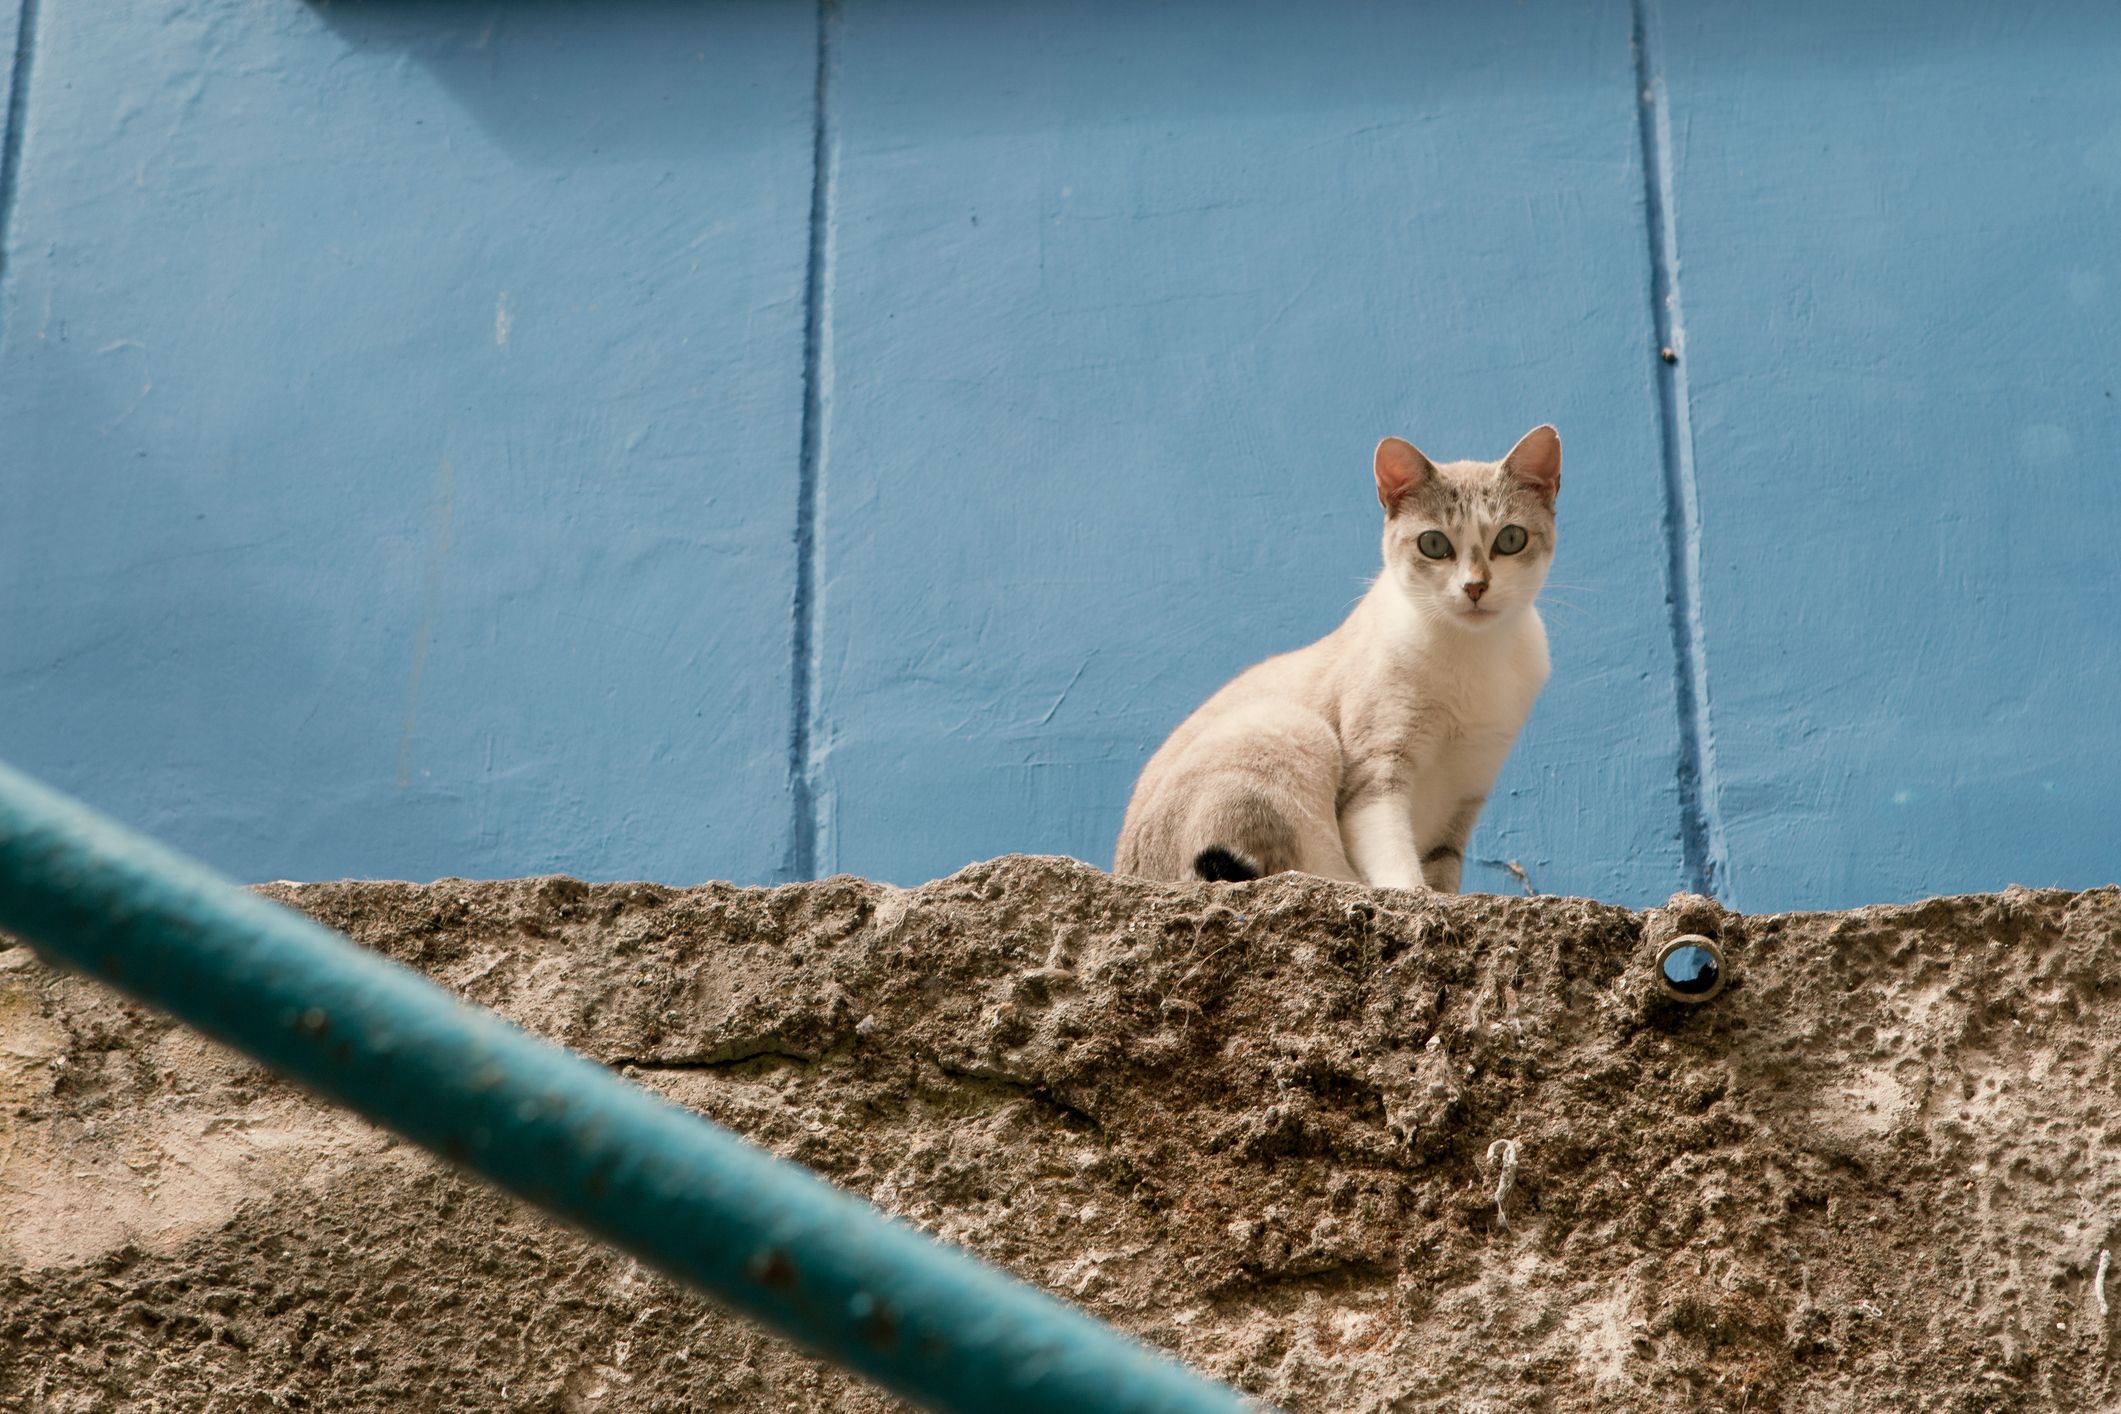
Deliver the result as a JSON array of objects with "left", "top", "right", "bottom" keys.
[{"left": 1463, "top": 580, "right": 1488, "bottom": 603}]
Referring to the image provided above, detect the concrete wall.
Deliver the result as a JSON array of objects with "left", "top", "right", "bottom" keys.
[{"left": 3, "top": 1, "right": 2116, "bottom": 910}]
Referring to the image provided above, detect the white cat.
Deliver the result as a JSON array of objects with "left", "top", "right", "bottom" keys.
[{"left": 1114, "top": 426, "right": 1559, "bottom": 890}]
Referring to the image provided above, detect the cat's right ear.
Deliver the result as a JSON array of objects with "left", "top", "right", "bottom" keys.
[{"left": 1374, "top": 437, "right": 1434, "bottom": 513}]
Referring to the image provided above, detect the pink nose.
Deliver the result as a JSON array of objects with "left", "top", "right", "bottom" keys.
[{"left": 1463, "top": 580, "right": 1488, "bottom": 603}]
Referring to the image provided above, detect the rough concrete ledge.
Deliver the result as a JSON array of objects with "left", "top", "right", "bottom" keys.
[{"left": 2, "top": 857, "right": 2117, "bottom": 1411}]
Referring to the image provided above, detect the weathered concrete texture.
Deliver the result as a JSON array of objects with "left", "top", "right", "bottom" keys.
[{"left": 2, "top": 857, "right": 2118, "bottom": 1411}]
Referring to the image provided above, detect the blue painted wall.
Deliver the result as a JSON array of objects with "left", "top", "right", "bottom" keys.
[{"left": 2, "top": 1, "right": 2115, "bottom": 911}]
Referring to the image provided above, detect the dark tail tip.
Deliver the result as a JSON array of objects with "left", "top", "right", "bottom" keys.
[{"left": 1192, "top": 846, "right": 1262, "bottom": 883}]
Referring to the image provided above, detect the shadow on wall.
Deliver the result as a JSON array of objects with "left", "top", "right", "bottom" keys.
[
  {"left": 305, "top": 0, "right": 2121, "bottom": 150},
  {"left": 307, "top": 0, "right": 801, "bottom": 165},
  {"left": 300, "top": 0, "right": 1762, "bottom": 142}
]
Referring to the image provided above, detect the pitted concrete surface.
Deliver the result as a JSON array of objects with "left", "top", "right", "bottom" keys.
[{"left": 3, "top": 858, "right": 2117, "bottom": 1411}]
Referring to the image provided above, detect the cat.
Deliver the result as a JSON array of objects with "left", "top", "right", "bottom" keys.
[{"left": 1113, "top": 426, "right": 1559, "bottom": 891}]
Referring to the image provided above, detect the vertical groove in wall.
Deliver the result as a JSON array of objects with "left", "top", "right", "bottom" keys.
[
  {"left": 0, "top": 0, "right": 41, "bottom": 306},
  {"left": 784, "top": 0, "right": 839, "bottom": 882},
  {"left": 1631, "top": 0, "right": 1728, "bottom": 897}
]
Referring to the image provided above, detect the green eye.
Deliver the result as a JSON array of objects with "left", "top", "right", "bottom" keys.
[
  {"left": 1416, "top": 530, "right": 1454, "bottom": 560},
  {"left": 1492, "top": 524, "right": 1529, "bottom": 556}
]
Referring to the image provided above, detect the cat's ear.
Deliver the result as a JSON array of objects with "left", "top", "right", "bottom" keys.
[
  {"left": 1374, "top": 437, "right": 1435, "bottom": 512},
  {"left": 1502, "top": 424, "right": 1561, "bottom": 505}
]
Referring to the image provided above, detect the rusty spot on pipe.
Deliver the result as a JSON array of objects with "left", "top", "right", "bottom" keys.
[
  {"left": 861, "top": 1301, "right": 898, "bottom": 1349},
  {"left": 747, "top": 1247, "right": 797, "bottom": 1289}
]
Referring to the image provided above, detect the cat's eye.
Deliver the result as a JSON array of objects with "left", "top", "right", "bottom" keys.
[
  {"left": 1492, "top": 524, "right": 1529, "bottom": 556},
  {"left": 1416, "top": 530, "right": 1454, "bottom": 560}
]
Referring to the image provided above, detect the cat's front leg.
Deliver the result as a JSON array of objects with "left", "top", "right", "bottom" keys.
[
  {"left": 1418, "top": 795, "right": 1485, "bottom": 894},
  {"left": 1340, "top": 796, "right": 1430, "bottom": 891}
]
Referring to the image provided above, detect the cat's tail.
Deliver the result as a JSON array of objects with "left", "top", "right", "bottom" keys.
[{"left": 1191, "top": 845, "right": 1262, "bottom": 883}]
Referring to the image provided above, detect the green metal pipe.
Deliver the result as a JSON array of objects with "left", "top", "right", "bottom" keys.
[{"left": 0, "top": 760, "right": 1263, "bottom": 1414}]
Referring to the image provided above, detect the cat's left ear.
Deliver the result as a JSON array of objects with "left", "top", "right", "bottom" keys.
[{"left": 1502, "top": 425, "right": 1561, "bottom": 506}]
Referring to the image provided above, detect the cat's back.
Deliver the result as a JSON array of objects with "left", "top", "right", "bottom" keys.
[
  {"left": 1114, "top": 635, "right": 1344, "bottom": 877},
  {"left": 1141, "top": 636, "right": 1333, "bottom": 765},
  {"left": 1115, "top": 636, "right": 1330, "bottom": 823}
]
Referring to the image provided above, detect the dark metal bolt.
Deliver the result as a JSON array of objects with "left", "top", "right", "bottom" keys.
[{"left": 1655, "top": 935, "right": 1725, "bottom": 1002}]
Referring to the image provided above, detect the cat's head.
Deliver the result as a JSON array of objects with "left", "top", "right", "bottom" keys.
[{"left": 1373, "top": 425, "right": 1559, "bottom": 631}]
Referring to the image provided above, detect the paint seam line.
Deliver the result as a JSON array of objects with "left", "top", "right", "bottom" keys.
[
  {"left": 786, "top": 0, "right": 837, "bottom": 882},
  {"left": 1631, "top": 0, "right": 1727, "bottom": 895},
  {"left": 0, "top": 0, "right": 41, "bottom": 306}
]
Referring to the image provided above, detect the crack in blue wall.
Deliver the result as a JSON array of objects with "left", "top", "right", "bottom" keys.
[
  {"left": 785, "top": 0, "right": 840, "bottom": 885},
  {"left": 1632, "top": 0, "right": 1728, "bottom": 898},
  {"left": 0, "top": 0, "right": 41, "bottom": 309}
]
